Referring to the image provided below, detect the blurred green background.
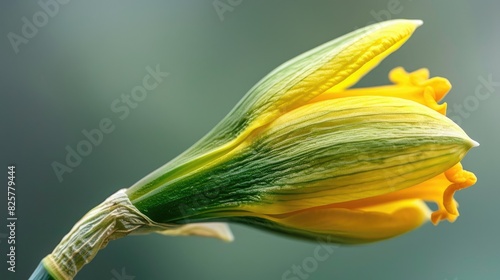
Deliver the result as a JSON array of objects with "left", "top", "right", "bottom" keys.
[{"left": 1, "top": 1, "right": 499, "bottom": 279}]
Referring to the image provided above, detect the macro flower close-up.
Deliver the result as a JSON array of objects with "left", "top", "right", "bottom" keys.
[
  {"left": 126, "top": 20, "right": 478, "bottom": 244},
  {"left": 28, "top": 19, "right": 478, "bottom": 280},
  {"left": 4, "top": 2, "right": 498, "bottom": 280}
]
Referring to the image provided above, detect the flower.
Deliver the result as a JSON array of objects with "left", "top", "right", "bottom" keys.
[{"left": 126, "top": 19, "right": 477, "bottom": 244}]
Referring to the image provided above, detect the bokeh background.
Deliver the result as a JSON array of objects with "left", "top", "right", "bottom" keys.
[{"left": 1, "top": 1, "right": 499, "bottom": 279}]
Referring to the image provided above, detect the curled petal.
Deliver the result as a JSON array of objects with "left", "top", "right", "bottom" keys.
[
  {"left": 389, "top": 67, "right": 451, "bottom": 102},
  {"left": 312, "top": 67, "right": 451, "bottom": 114},
  {"left": 325, "top": 163, "right": 477, "bottom": 225}
]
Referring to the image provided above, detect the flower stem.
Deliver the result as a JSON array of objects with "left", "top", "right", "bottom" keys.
[
  {"left": 28, "top": 189, "right": 178, "bottom": 280},
  {"left": 29, "top": 261, "right": 56, "bottom": 280}
]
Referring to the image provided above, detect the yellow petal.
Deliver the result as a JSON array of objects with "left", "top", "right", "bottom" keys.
[
  {"left": 321, "top": 163, "right": 477, "bottom": 225},
  {"left": 259, "top": 199, "right": 430, "bottom": 244},
  {"left": 311, "top": 67, "right": 451, "bottom": 114}
]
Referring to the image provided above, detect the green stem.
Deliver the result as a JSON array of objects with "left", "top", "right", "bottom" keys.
[{"left": 29, "top": 261, "right": 56, "bottom": 280}]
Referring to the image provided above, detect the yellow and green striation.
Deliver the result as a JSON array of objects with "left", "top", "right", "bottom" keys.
[{"left": 125, "top": 19, "right": 478, "bottom": 244}]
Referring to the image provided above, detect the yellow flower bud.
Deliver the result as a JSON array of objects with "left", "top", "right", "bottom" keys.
[{"left": 126, "top": 19, "right": 477, "bottom": 244}]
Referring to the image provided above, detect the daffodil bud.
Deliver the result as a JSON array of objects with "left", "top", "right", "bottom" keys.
[
  {"left": 125, "top": 19, "right": 477, "bottom": 244},
  {"left": 35, "top": 18, "right": 479, "bottom": 280}
]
